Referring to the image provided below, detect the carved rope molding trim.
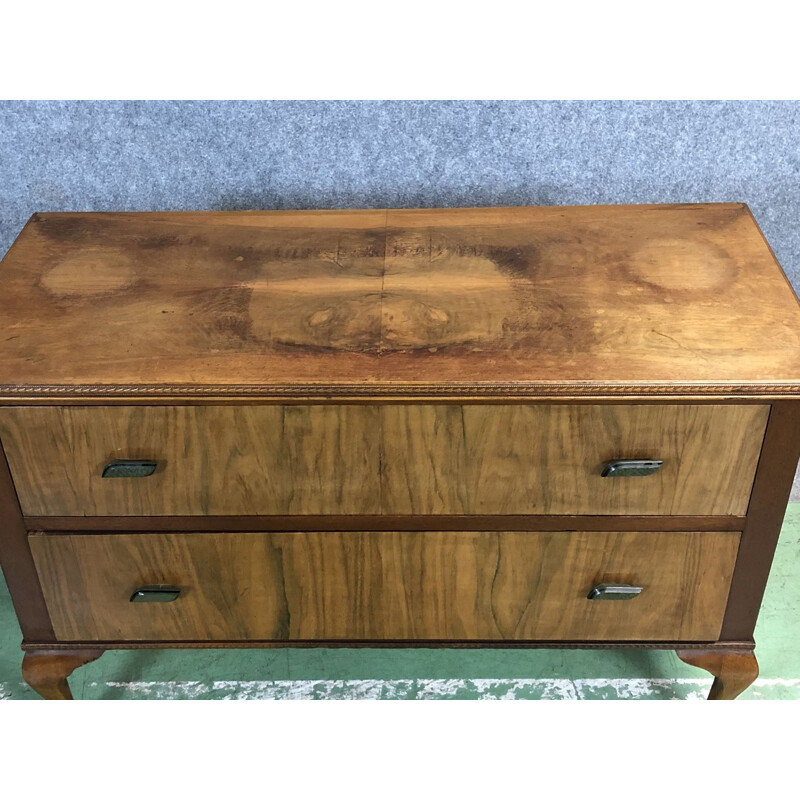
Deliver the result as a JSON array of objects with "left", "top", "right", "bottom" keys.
[{"left": 1, "top": 383, "right": 800, "bottom": 398}]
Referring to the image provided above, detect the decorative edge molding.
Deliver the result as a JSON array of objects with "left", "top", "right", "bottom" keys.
[{"left": 2, "top": 382, "right": 800, "bottom": 399}]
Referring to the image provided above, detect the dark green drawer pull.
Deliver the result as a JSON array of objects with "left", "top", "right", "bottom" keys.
[
  {"left": 130, "top": 585, "right": 181, "bottom": 603},
  {"left": 587, "top": 583, "right": 643, "bottom": 600},
  {"left": 102, "top": 459, "right": 158, "bottom": 478},
  {"left": 601, "top": 459, "right": 663, "bottom": 477}
]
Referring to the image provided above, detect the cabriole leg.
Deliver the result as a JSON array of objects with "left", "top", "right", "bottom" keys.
[
  {"left": 22, "top": 649, "right": 105, "bottom": 700},
  {"left": 675, "top": 648, "right": 758, "bottom": 700}
]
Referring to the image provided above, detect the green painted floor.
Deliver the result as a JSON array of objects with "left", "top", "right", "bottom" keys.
[{"left": 3, "top": 506, "right": 800, "bottom": 700}]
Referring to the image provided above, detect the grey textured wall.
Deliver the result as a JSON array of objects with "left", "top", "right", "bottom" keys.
[{"left": 1, "top": 100, "right": 799, "bottom": 286}]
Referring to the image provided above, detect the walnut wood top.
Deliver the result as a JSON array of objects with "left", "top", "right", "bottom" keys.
[{"left": 1, "top": 203, "right": 799, "bottom": 398}]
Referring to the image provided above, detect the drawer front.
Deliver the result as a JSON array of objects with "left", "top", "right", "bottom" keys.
[
  {"left": 380, "top": 404, "right": 768, "bottom": 515},
  {"left": 30, "top": 530, "right": 740, "bottom": 642},
  {"left": 0, "top": 405, "right": 382, "bottom": 516},
  {"left": 0, "top": 404, "right": 767, "bottom": 517}
]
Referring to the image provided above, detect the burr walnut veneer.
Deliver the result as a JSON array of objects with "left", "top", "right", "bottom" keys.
[{"left": 1, "top": 204, "right": 800, "bottom": 700}]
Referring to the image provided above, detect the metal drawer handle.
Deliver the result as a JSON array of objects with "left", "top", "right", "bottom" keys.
[
  {"left": 601, "top": 459, "right": 663, "bottom": 477},
  {"left": 130, "top": 585, "right": 181, "bottom": 603},
  {"left": 588, "top": 583, "right": 643, "bottom": 600},
  {"left": 102, "top": 459, "right": 158, "bottom": 478}
]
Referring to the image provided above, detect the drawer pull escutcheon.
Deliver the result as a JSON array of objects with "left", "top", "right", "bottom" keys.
[
  {"left": 587, "top": 583, "right": 643, "bottom": 600},
  {"left": 130, "top": 585, "right": 181, "bottom": 603},
  {"left": 601, "top": 459, "right": 663, "bottom": 478},
  {"left": 102, "top": 459, "right": 159, "bottom": 478}
]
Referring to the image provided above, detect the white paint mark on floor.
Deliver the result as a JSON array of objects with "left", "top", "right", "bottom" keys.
[
  {"left": 80, "top": 677, "right": 800, "bottom": 700},
  {"left": 4, "top": 677, "right": 800, "bottom": 700}
]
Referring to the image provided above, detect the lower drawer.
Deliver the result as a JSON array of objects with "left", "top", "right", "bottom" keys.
[{"left": 29, "top": 530, "right": 740, "bottom": 643}]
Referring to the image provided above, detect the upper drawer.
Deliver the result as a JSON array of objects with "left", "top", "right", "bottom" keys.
[{"left": 0, "top": 404, "right": 768, "bottom": 517}]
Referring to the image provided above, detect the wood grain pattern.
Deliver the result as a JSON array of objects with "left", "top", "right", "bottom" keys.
[
  {"left": 0, "top": 403, "right": 767, "bottom": 517},
  {"left": 0, "top": 203, "right": 797, "bottom": 697},
  {"left": 1, "top": 205, "right": 799, "bottom": 395},
  {"left": 721, "top": 401, "right": 800, "bottom": 639},
  {"left": 381, "top": 403, "right": 767, "bottom": 515},
  {"left": 29, "top": 530, "right": 741, "bottom": 642},
  {"left": 675, "top": 648, "right": 759, "bottom": 700},
  {"left": 0, "top": 441, "right": 55, "bottom": 640},
  {"left": 23, "top": 514, "right": 746, "bottom": 532},
  {"left": 0, "top": 405, "right": 380, "bottom": 516},
  {"left": 21, "top": 649, "right": 104, "bottom": 700}
]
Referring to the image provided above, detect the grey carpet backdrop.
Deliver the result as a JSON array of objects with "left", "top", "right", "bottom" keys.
[{"left": 1, "top": 100, "right": 799, "bottom": 286}]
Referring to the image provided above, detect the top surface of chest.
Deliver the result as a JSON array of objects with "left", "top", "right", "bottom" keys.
[{"left": 1, "top": 203, "right": 799, "bottom": 398}]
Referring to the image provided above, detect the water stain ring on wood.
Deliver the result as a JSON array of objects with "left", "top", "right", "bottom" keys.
[
  {"left": 624, "top": 238, "right": 735, "bottom": 294},
  {"left": 40, "top": 251, "right": 139, "bottom": 298}
]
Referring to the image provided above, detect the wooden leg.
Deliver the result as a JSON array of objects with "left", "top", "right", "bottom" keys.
[
  {"left": 22, "top": 649, "right": 105, "bottom": 700},
  {"left": 675, "top": 649, "right": 758, "bottom": 700}
]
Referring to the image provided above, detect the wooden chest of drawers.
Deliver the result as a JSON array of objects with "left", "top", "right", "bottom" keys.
[{"left": 1, "top": 203, "right": 799, "bottom": 700}]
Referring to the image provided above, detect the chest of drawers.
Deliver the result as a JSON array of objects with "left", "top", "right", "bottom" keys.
[{"left": 1, "top": 203, "right": 799, "bottom": 700}]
